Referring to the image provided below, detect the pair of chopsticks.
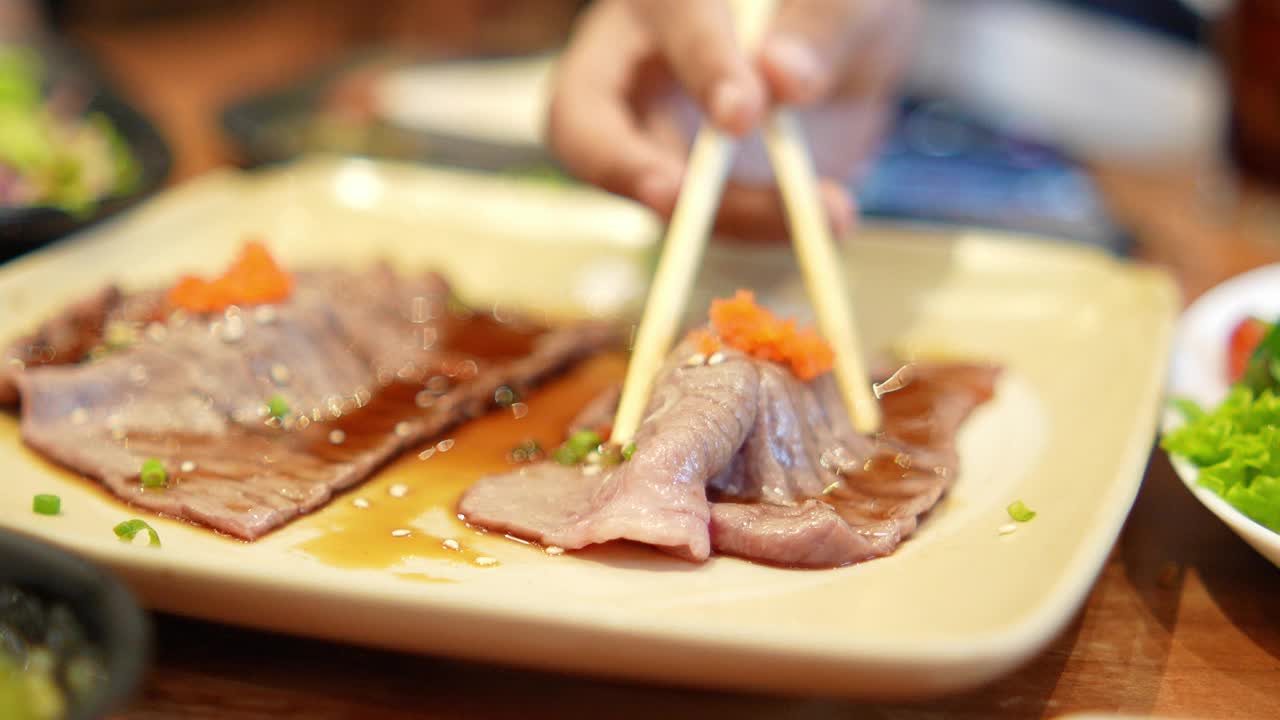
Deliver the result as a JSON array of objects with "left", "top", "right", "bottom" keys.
[{"left": 611, "top": 0, "right": 882, "bottom": 444}]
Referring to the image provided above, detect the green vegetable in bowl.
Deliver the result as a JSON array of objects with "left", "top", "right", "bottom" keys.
[
  {"left": 1162, "top": 388, "right": 1280, "bottom": 533},
  {"left": 0, "top": 47, "right": 140, "bottom": 216},
  {"left": 0, "top": 584, "right": 108, "bottom": 720}
]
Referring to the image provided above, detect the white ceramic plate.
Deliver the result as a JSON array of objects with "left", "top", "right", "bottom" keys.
[
  {"left": 1163, "top": 263, "right": 1280, "bottom": 567},
  {"left": 0, "top": 157, "right": 1177, "bottom": 699}
]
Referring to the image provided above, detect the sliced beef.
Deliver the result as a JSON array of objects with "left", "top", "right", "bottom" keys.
[
  {"left": 9, "top": 267, "right": 613, "bottom": 539},
  {"left": 460, "top": 344, "right": 760, "bottom": 560},
  {"left": 709, "top": 501, "right": 903, "bottom": 568},
  {"left": 461, "top": 344, "right": 999, "bottom": 568},
  {"left": 0, "top": 286, "right": 166, "bottom": 405}
]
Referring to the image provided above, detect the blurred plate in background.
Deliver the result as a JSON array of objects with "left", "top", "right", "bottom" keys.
[{"left": 220, "top": 51, "right": 1130, "bottom": 254}]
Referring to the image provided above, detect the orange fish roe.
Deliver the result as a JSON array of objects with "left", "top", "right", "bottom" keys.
[
  {"left": 168, "top": 240, "right": 293, "bottom": 313},
  {"left": 707, "top": 290, "right": 834, "bottom": 381},
  {"left": 688, "top": 328, "right": 722, "bottom": 357}
]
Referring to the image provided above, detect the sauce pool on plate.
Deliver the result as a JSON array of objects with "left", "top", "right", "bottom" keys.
[{"left": 291, "top": 353, "right": 627, "bottom": 570}]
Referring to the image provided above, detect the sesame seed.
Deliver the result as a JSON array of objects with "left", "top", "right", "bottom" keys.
[
  {"left": 874, "top": 364, "right": 915, "bottom": 399},
  {"left": 353, "top": 387, "right": 372, "bottom": 407},
  {"left": 442, "top": 539, "right": 460, "bottom": 551},
  {"left": 685, "top": 353, "right": 706, "bottom": 367},
  {"left": 418, "top": 447, "right": 436, "bottom": 461},
  {"left": 391, "top": 529, "right": 411, "bottom": 537},
  {"left": 426, "top": 375, "right": 450, "bottom": 394},
  {"left": 436, "top": 438, "right": 455, "bottom": 452},
  {"left": 220, "top": 315, "right": 245, "bottom": 343},
  {"left": 414, "top": 390, "right": 435, "bottom": 408},
  {"left": 998, "top": 523, "right": 1018, "bottom": 536},
  {"left": 821, "top": 480, "right": 842, "bottom": 495},
  {"left": 583, "top": 465, "right": 601, "bottom": 476},
  {"left": 69, "top": 408, "right": 88, "bottom": 425},
  {"left": 420, "top": 326, "right": 437, "bottom": 350},
  {"left": 453, "top": 359, "right": 479, "bottom": 379},
  {"left": 388, "top": 483, "right": 409, "bottom": 498},
  {"left": 328, "top": 429, "right": 346, "bottom": 445},
  {"left": 545, "top": 546, "right": 564, "bottom": 556},
  {"left": 708, "top": 352, "right": 725, "bottom": 365},
  {"left": 326, "top": 396, "right": 344, "bottom": 418},
  {"left": 253, "top": 305, "right": 277, "bottom": 324},
  {"left": 474, "top": 556, "right": 498, "bottom": 567},
  {"left": 269, "top": 363, "right": 291, "bottom": 385},
  {"left": 352, "top": 498, "right": 370, "bottom": 509},
  {"left": 394, "top": 421, "right": 413, "bottom": 438},
  {"left": 511, "top": 402, "right": 529, "bottom": 419},
  {"left": 180, "top": 461, "right": 196, "bottom": 473}
]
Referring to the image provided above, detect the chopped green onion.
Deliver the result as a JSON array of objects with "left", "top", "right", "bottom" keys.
[
  {"left": 552, "top": 445, "right": 580, "bottom": 466},
  {"left": 566, "top": 429, "right": 601, "bottom": 456},
  {"left": 622, "top": 442, "right": 636, "bottom": 461},
  {"left": 1007, "top": 500, "right": 1036, "bottom": 522},
  {"left": 139, "top": 458, "right": 167, "bottom": 488},
  {"left": 32, "top": 494, "right": 60, "bottom": 515},
  {"left": 266, "top": 394, "right": 290, "bottom": 419},
  {"left": 113, "top": 518, "right": 161, "bottom": 547}
]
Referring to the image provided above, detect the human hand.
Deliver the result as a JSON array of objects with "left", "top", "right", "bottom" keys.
[{"left": 547, "top": 0, "right": 918, "bottom": 242}]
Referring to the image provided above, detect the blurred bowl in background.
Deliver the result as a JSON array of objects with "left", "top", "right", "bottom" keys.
[
  {"left": 0, "top": 41, "right": 171, "bottom": 263},
  {"left": 0, "top": 528, "right": 150, "bottom": 719}
]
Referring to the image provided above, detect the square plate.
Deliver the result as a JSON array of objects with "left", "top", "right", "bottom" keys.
[{"left": 0, "top": 157, "right": 1177, "bottom": 699}]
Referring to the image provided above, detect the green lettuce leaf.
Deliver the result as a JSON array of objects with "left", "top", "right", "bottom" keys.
[{"left": 1162, "top": 386, "right": 1280, "bottom": 533}]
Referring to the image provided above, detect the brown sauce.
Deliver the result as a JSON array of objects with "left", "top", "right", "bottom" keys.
[{"left": 291, "top": 352, "right": 627, "bottom": 570}]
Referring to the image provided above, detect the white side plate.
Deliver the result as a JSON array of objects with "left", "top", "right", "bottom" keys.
[{"left": 1164, "top": 263, "right": 1280, "bottom": 568}]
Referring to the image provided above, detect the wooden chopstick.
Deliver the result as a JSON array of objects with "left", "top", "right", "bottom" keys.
[
  {"left": 763, "top": 111, "right": 881, "bottom": 432},
  {"left": 610, "top": 0, "right": 777, "bottom": 445},
  {"left": 612, "top": 0, "right": 881, "bottom": 441}
]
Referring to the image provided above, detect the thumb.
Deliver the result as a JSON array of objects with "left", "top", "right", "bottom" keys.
[{"left": 629, "top": 0, "right": 767, "bottom": 136}]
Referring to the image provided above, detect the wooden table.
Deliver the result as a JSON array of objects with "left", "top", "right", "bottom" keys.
[{"left": 47, "top": 3, "right": 1280, "bottom": 718}]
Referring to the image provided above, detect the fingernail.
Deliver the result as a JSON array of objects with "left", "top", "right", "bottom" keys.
[
  {"left": 767, "top": 36, "right": 823, "bottom": 101},
  {"left": 824, "top": 188, "right": 855, "bottom": 237},
  {"left": 710, "top": 81, "right": 755, "bottom": 135}
]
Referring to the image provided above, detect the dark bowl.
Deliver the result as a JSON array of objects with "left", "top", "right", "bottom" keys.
[
  {"left": 0, "top": 42, "right": 172, "bottom": 263},
  {"left": 0, "top": 529, "right": 150, "bottom": 719}
]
